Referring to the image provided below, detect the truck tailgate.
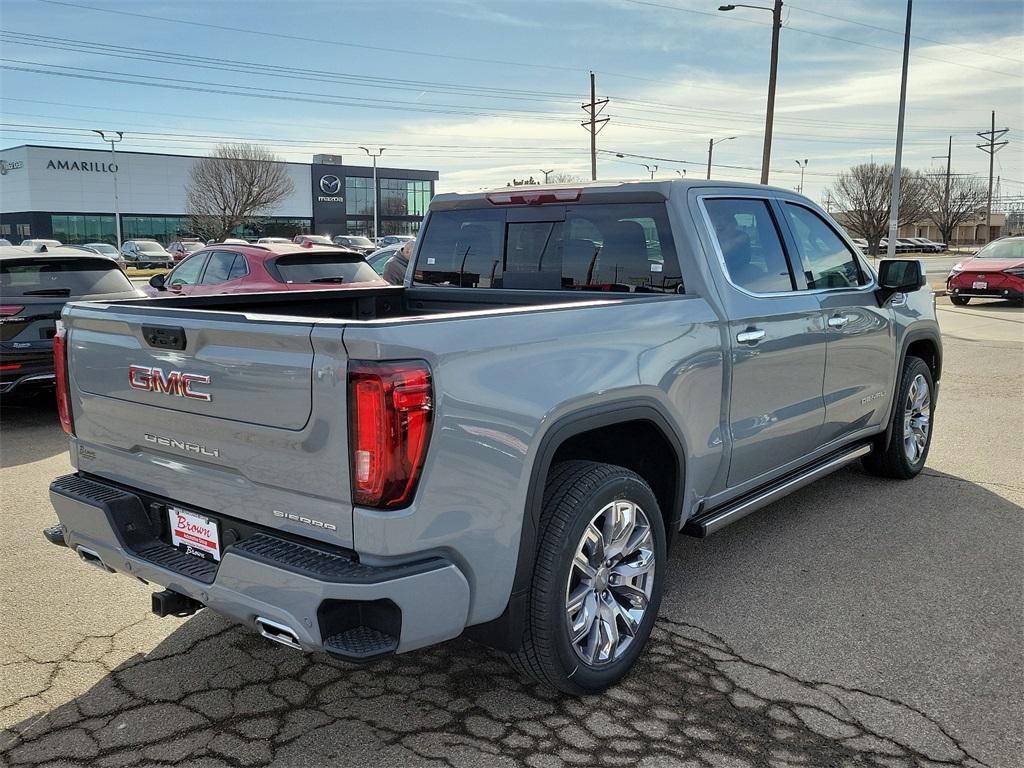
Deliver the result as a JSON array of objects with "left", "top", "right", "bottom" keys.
[
  {"left": 72, "top": 308, "right": 313, "bottom": 429},
  {"left": 64, "top": 303, "right": 354, "bottom": 547}
]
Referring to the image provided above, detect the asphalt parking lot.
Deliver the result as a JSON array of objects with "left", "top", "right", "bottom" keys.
[{"left": 1, "top": 297, "right": 1021, "bottom": 768}]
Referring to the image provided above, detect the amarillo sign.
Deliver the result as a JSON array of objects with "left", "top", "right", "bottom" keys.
[{"left": 46, "top": 159, "right": 118, "bottom": 173}]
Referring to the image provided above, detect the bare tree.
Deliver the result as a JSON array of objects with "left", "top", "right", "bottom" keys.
[
  {"left": 828, "top": 163, "right": 930, "bottom": 255},
  {"left": 548, "top": 172, "right": 583, "bottom": 184},
  {"left": 925, "top": 172, "right": 986, "bottom": 246},
  {"left": 186, "top": 144, "right": 294, "bottom": 241}
]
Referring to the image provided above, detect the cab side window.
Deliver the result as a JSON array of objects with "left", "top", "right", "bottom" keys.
[
  {"left": 705, "top": 198, "right": 794, "bottom": 293},
  {"left": 783, "top": 203, "right": 866, "bottom": 289},
  {"left": 168, "top": 253, "right": 208, "bottom": 287}
]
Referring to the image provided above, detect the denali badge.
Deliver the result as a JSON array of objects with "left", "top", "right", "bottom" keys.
[
  {"left": 129, "top": 365, "right": 211, "bottom": 401},
  {"left": 144, "top": 433, "right": 220, "bottom": 458},
  {"left": 272, "top": 510, "right": 338, "bottom": 532}
]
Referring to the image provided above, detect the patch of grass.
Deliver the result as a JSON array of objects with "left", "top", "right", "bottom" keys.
[{"left": 124, "top": 267, "right": 170, "bottom": 278}]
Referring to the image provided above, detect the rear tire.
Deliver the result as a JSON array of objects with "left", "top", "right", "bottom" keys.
[
  {"left": 950, "top": 295, "right": 970, "bottom": 306},
  {"left": 862, "top": 356, "right": 934, "bottom": 480},
  {"left": 508, "top": 460, "right": 666, "bottom": 695}
]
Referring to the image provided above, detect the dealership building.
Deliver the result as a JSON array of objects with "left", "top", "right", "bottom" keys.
[{"left": 0, "top": 145, "right": 438, "bottom": 244}]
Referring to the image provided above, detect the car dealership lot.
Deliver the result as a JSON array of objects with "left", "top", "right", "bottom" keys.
[{"left": 1, "top": 298, "right": 1020, "bottom": 768}]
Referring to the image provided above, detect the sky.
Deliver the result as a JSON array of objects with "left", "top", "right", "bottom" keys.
[{"left": 0, "top": 0, "right": 1022, "bottom": 204}]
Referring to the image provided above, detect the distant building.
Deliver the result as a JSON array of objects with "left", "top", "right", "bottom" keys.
[
  {"left": 0, "top": 145, "right": 438, "bottom": 244},
  {"left": 832, "top": 209, "right": 1007, "bottom": 245}
]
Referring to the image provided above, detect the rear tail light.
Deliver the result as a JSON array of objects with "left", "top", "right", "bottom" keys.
[
  {"left": 53, "top": 325, "right": 74, "bottom": 435},
  {"left": 348, "top": 360, "right": 432, "bottom": 509},
  {"left": 0, "top": 363, "right": 22, "bottom": 371},
  {"left": 0, "top": 304, "right": 25, "bottom": 317}
]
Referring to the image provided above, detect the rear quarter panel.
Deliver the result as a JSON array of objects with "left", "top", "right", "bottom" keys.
[{"left": 342, "top": 296, "right": 724, "bottom": 625}]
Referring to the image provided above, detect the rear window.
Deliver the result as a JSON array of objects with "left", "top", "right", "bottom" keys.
[
  {"left": 414, "top": 203, "right": 682, "bottom": 292},
  {"left": 0, "top": 258, "right": 135, "bottom": 297},
  {"left": 272, "top": 253, "right": 381, "bottom": 285}
]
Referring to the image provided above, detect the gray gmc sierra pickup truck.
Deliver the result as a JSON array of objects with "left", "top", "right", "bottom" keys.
[{"left": 44, "top": 180, "right": 941, "bottom": 694}]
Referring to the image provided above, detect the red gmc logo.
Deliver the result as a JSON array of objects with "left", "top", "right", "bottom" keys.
[{"left": 128, "top": 365, "right": 211, "bottom": 401}]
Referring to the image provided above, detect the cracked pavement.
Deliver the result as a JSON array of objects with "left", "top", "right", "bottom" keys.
[{"left": 1, "top": 297, "right": 1021, "bottom": 767}]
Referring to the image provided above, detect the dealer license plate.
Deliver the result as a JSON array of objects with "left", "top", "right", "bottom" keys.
[
  {"left": 972, "top": 281, "right": 988, "bottom": 290},
  {"left": 168, "top": 507, "right": 221, "bottom": 562}
]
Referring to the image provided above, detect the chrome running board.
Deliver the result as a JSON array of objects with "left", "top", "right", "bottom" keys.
[{"left": 684, "top": 443, "right": 873, "bottom": 538}]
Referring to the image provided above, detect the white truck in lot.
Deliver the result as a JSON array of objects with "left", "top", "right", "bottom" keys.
[{"left": 44, "top": 180, "right": 940, "bottom": 694}]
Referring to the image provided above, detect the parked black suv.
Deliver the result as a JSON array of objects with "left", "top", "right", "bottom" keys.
[{"left": 0, "top": 246, "right": 142, "bottom": 396}]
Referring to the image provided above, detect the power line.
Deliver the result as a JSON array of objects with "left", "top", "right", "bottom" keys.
[
  {"left": 624, "top": 0, "right": 1021, "bottom": 78},
  {"left": 785, "top": 3, "right": 1024, "bottom": 65}
]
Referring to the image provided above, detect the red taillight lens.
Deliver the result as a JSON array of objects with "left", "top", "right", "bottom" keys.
[
  {"left": 0, "top": 304, "right": 25, "bottom": 316},
  {"left": 53, "top": 325, "right": 74, "bottom": 435},
  {"left": 348, "top": 360, "right": 432, "bottom": 509}
]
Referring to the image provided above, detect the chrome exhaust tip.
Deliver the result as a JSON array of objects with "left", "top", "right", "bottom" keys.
[
  {"left": 255, "top": 616, "right": 302, "bottom": 650},
  {"left": 76, "top": 546, "right": 115, "bottom": 573}
]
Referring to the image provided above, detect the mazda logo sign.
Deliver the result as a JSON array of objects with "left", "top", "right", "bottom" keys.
[{"left": 319, "top": 174, "right": 342, "bottom": 195}]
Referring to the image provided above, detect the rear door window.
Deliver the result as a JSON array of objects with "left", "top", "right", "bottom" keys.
[
  {"left": 272, "top": 253, "right": 380, "bottom": 284},
  {"left": 200, "top": 251, "right": 247, "bottom": 284},
  {"left": 704, "top": 198, "right": 795, "bottom": 294},
  {"left": 414, "top": 203, "right": 682, "bottom": 292},
  {"left": 0, "top": 258, "right": 135, "bottom": 298}
]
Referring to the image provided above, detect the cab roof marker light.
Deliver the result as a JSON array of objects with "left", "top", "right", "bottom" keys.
[{"left": 486, "top": 189, "right": 582, "bottom": 206}]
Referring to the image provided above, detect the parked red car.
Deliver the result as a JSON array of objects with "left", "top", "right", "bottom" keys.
[
  {"left": 946, "top": 237, "right": 1024, "bottom": 306},
  {"left": 143, "top": 243, "right": 386, "bottom": 297}
]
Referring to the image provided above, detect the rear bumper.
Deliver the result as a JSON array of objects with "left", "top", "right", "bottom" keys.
[
  {"left": 0, "top": 351, "right": 55, "bottom": 395},
  {"left": 47, "top": 473, "right": 471, "bottom": 660}
]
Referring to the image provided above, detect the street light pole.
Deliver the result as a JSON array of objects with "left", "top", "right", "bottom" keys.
[
  {"left": 719, "top": 1, "right": 781, "bottom": 184},
  {"left": 359, "top": 146, "right": 385, "bottom": 241},
  {"left": 92, "top": 130, "right": 123, "bottom": 249},
  {"left": 675, "top": 169, "right": 687, "bottom": 178},
  {"left": 794, "top": 159, "right": 808, "bottom": 194},
  {"left": 642, "top": 164, "right": 658, "bottom": 180},
  {"left": 885, "top": 0, "right": 912, "bottom": 259},
  {"left": 539, "top": 169, "right": 554, "bottom": 183},
  {"left": 707, "top": 136, "right": 737, "bottom": 179}
]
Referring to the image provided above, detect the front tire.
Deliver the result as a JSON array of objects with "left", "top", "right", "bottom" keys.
[
  {"left": 950, "top": 295, "right": 970, "bottom": 306},
  {"left": 862, "top": 356, "right": 934, "bottom": 479},
  {"left": 508, "top": 461, "right": 666, "bottom": 695}
]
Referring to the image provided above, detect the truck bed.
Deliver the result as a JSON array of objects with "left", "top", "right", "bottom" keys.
[{"left": 113, "top": 285, "right": 630, "bottom": 323}]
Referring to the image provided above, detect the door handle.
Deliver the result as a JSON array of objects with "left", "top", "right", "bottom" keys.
[
  {"left": 736, "top": 328, "right": 766, "bottom": 344},
  {"left": 827, "top": 314, "right": 849, "bottom": 329}
]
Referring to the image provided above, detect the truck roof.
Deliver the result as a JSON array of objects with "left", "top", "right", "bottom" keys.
[{"left": 430, "top": 179, "right": 799, "bottom": 210}]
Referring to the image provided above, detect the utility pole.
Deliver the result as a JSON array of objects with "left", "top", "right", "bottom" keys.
[
  {"left": 977, "top": 110, "right": 1009, "bottom": 242},
  {"left": 539, "top": 169, "right": 554, "bottom": 184},
  {"left": 794, "top": 159, "right": 808, "bottom": 194},
  {"left": 359, "top": 146, "right": 385, "bottom": 241},
  {"left": 581, "top": 71, "right": 609, "bottom": 181},
  {"left": 885, "top": 0, "right": 912, "bottom": 260},
  {"left": 932, "top": 136, "right": 952, "bottom": 240},
  {"left": 707, "top": 136, "right": 736, "bottom": 180},
  {"left": 92, "top": 130, "right": 123, "bottom": 249}
]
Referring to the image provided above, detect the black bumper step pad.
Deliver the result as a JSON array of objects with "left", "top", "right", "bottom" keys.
[{"left": 323, "top": 626, "right": 399, "bottom": 661}]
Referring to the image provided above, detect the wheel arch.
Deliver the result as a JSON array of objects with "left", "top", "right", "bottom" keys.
[
  {"left": 464, "top": 398, "right": 687, "bottom": 651},
  {"left": 881, "top": 326, "right": 942, "bottom": 452}
]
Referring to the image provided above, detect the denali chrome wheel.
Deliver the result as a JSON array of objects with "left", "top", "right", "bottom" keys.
[
  {"left": 565, "top": 499, "right": 655, "bottom": 665},
  {"left": 903, "top": 373, "right": 931, "bottom": 464}
]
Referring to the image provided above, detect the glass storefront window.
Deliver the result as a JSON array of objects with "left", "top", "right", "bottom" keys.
[{"left": 50, "top": 214, "right": 118, "bottom": 244}]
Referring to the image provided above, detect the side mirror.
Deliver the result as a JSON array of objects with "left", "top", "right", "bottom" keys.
[
  {"left": 876, "top": 259, "right": 925, "bottom": 305},
  {"left": 149, "top": 273, "right": 167, "bottom": 290}
]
